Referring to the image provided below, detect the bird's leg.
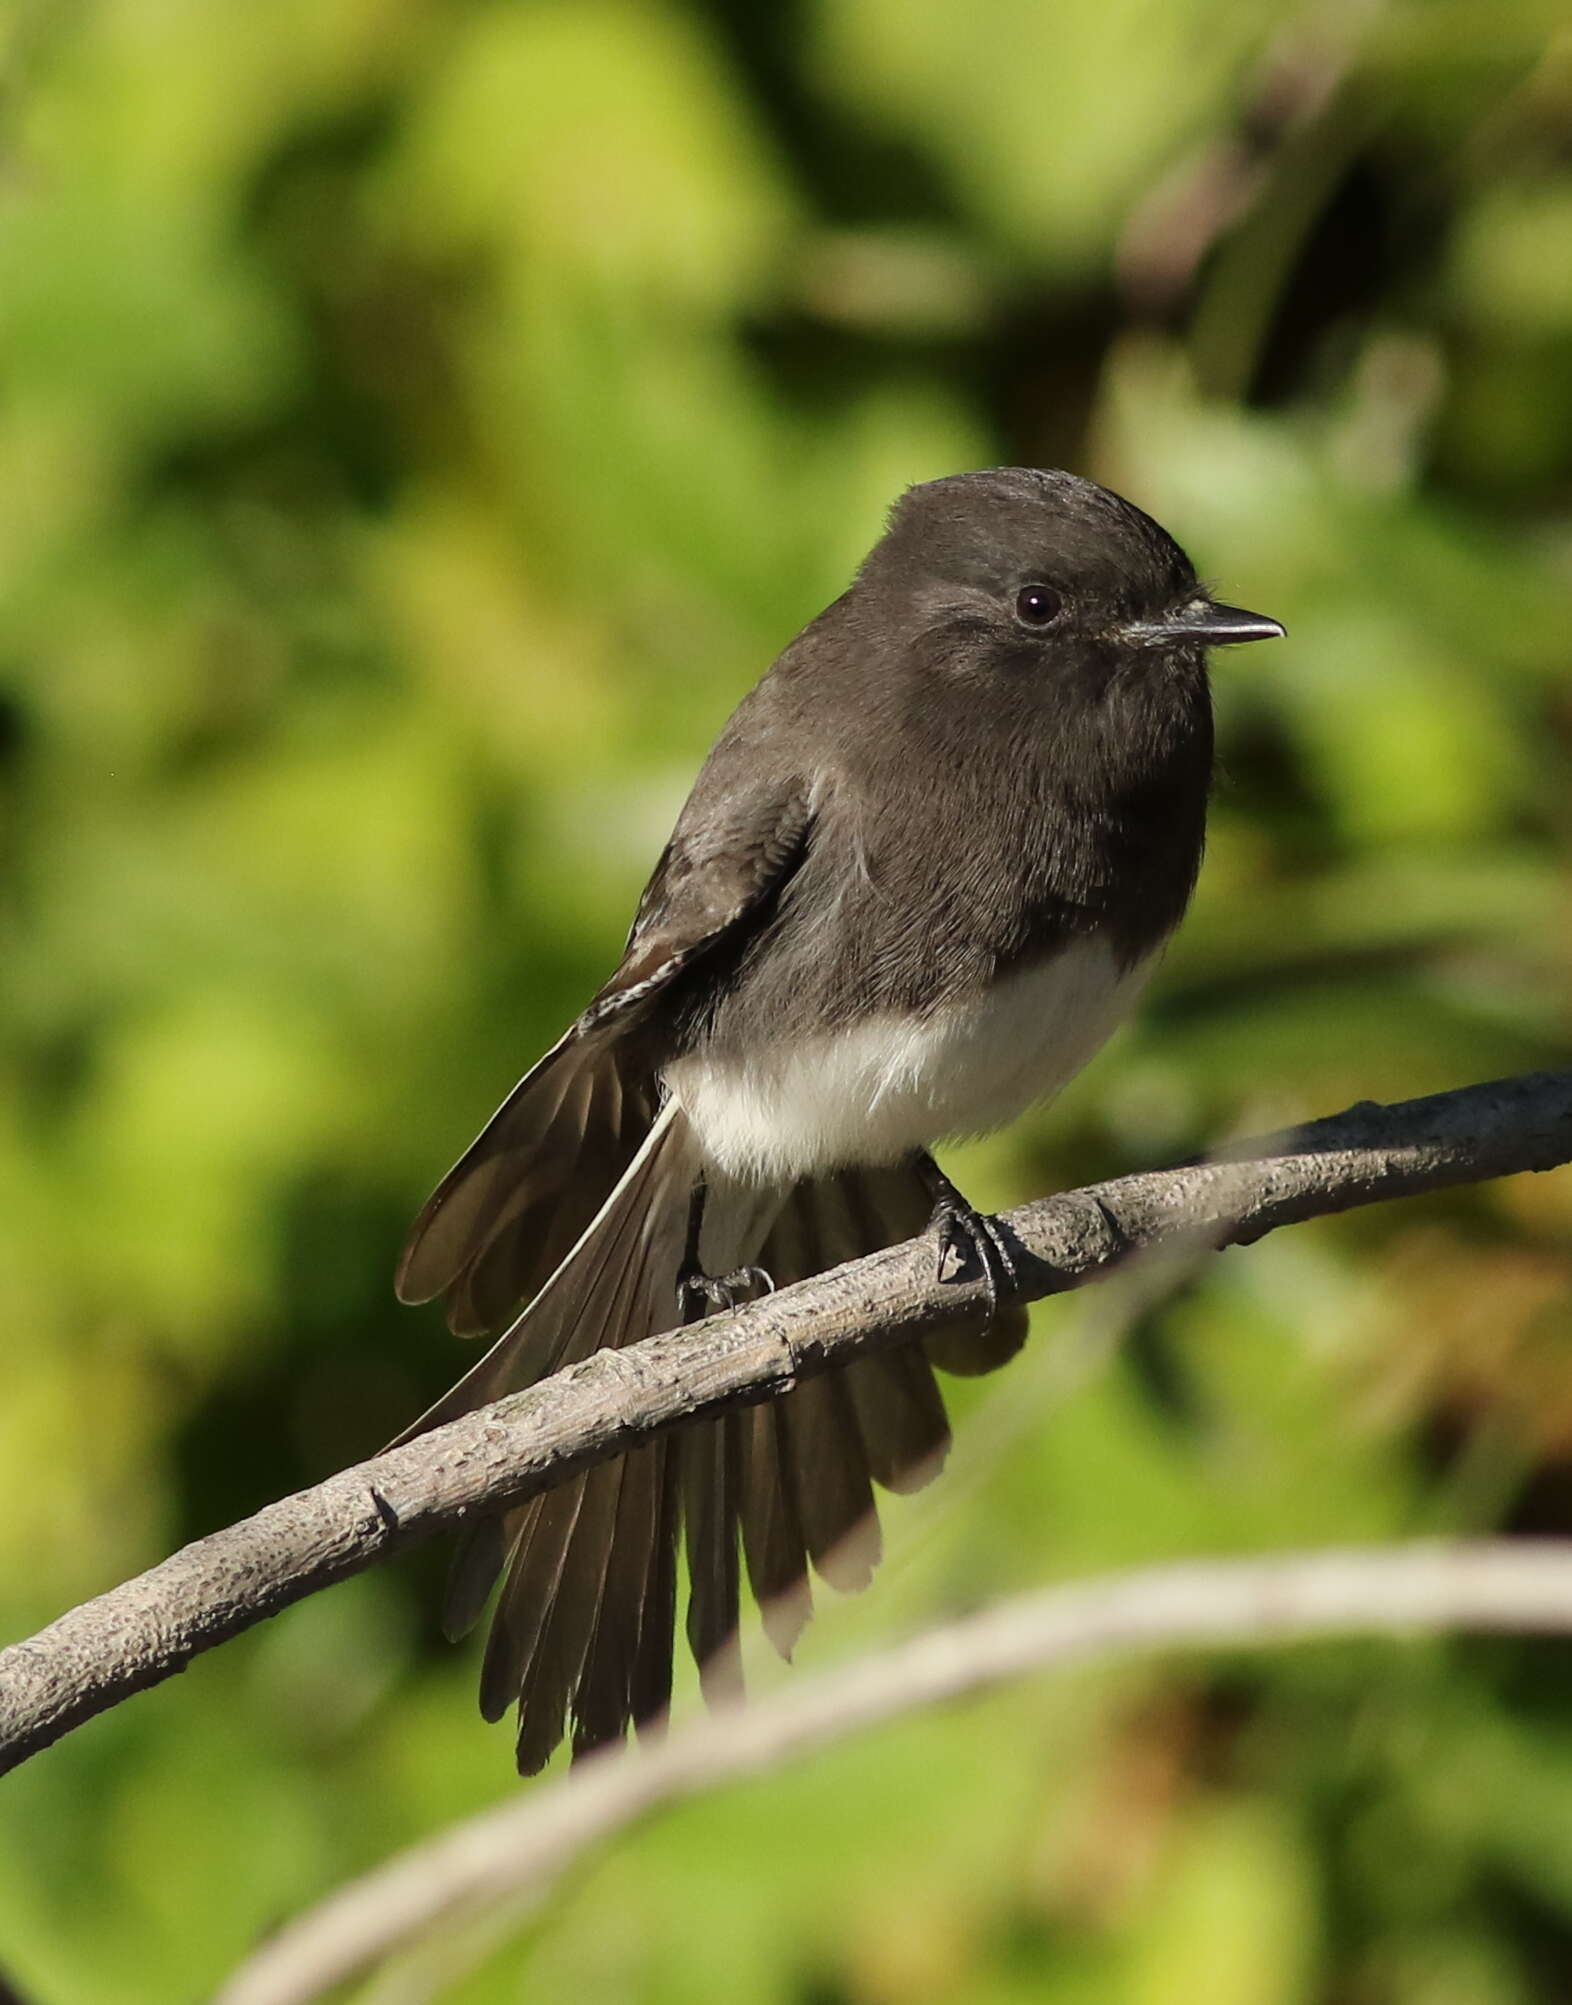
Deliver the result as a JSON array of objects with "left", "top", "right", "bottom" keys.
[
  {"left": 675, "top": 1185, "right": 775, "bottom": 1323},
  {"left": 913, "top": 1150, "right": 1019, "bottom": 1321}
]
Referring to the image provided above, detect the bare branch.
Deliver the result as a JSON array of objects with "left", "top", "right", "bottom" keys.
[
  {"left": 217, "top": 1537, "right": 1572, "bottom": 2005},
  {"left": 2, "top": 1070, "right": 1569, "bottom": 1777}
]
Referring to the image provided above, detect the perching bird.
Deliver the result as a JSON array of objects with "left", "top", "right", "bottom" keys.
[{"left": 396, "top": 467, "right": 1283, "bottom": 1773}]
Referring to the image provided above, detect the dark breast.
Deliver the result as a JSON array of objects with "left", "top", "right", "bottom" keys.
[{"left": 683, "top": 661, "right": 1213, "bottom": 1055}]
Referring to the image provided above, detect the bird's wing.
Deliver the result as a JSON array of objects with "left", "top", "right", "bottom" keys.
[
  {"left": 586, "top": 784, "right": 814, "bottom": 1026},
  {"left": 396, "top": 784, "right": 813, "bottom": 1330}
]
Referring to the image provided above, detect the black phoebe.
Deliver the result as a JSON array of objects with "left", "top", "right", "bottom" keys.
[{"left": 396, "top": 467, "right": 1282, "bottom": 1773}]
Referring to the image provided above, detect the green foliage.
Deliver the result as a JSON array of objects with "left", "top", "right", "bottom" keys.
[{"left": 2, "top": 1, "right": 1571, "bottom": 1999}]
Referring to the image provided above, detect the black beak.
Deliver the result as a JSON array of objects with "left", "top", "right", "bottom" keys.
[{"left": 1121, "top": 599, "right": 1286, "bottom": 648}]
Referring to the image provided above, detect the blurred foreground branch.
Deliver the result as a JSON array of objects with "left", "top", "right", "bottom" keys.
[
  {"left": 2, "top": 1070, "right": 1570, "bottom": 1779},
  {"left": 217, "top": 1537, "right": 1572, "bottom": 2005}
]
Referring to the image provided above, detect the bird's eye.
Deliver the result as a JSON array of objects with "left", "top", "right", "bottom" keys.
[{"left": 1015, "top": 583, "right": 1063, "bottom": 626}]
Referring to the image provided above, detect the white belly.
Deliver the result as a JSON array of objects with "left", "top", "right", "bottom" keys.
[{"left": 665, "top": 939, "right": 1155, "bottom": 1185}]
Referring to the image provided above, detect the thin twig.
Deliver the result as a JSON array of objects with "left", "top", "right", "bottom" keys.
[
  {"left": 216, "top": 1538, "right": 1572, "bottom": 2005},
  {"left": 2, "top": 1070, "right": 1569, "bottom": 1777}
]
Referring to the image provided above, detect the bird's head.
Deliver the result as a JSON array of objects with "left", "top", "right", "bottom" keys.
[{"left": 858, "top": 468, "right": 1283, "bottom": 687}]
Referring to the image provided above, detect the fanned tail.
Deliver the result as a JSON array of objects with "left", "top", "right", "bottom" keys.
[
  {"left": 399, "top": 1055, "right": 1030, "bottom": 1773},
  {"left": 404, "top": 1095, "right": 703, "bottom": 1772},
  {"left": 729, "top": 1166, "right": 1029, "bottom": 1664}
]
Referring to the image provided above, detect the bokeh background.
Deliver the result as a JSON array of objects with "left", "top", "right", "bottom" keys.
[{"left": 5, "top": 0, "right": 1572, "bottom": 1998}]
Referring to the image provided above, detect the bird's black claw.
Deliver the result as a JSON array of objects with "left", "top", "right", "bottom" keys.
[
  {"left": 675, "top": 1263, "right": 775, "bottom": 1321},
  {"left": 916, "top": 1155, "right": 1018, "bottom": 1323}
]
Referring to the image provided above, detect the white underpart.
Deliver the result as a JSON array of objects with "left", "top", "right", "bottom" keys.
[{"left": 666, "top": 938, "right": 1157, "bottom": 1186}]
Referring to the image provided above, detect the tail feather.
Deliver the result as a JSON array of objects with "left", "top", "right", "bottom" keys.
[
  {"left": 628, "top": 1441, "right": 681, "bottom": 1741},
  {"left": 479, "top": 1487, "right": 581, "bottom": 1724},
  {"left": 769, "top": 1146, "right": 882, "bottom": 1579},
  {"left": 451, "top": 1103, "right": 696, "bottom": 1771},
  {"left": 843, "top": 1347, "right": 952, "bottom": 1494},
  {"left": 681, "top": 1416, "right": 744, "bottom": 1705},
  {"left": 397, "top": 1033, "right": 582, "bottom": 1306},
  {"left": 515, "top": 1452, "right": 626, "bottom": 1773},
  {"left": 442, "top": 1508, "right": 511, "bottom": 1643},
  {"left": 397, "top": 1097, "right": 689, "bottom": 1450},
  {"left": 572, "top": 1439, "right": 662, "bottom": 1755},
  {"left": 737, "top": 1400, "right": 814, "bottom": 1658},
  {"left": 739, "top": 1170, "right": 946, "bottom": 1646},
  {"left": 398, "top": 1033, "right": 657, "bottom": 1333},
  {"left": 400, "top": 1054, "right": 1031, "bottom": 1772},
  {"left": 516, "top": 1193, "right": 679, "bottom": 1770},
  {"left": 462, "top": 1058, "right": 599, "bottom": 1323},
  {"left": 470, "top": 1062, "right": 649, "bottom": 1338},
  {"left": 776, "top": 1178, "right": 897, "bottom": 1571},
  {"left": 784, "top": 1371, "right": 881, "bottom": 1592}
]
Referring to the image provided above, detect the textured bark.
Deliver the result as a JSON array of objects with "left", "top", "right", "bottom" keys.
[{"left": 2, "top": 1068, "right": 1569, "bottom": 1776}]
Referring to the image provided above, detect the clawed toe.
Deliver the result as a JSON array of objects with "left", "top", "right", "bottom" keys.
[
  {"left": 916, "top": 1152, "right": 1019, "bottom": 1323},
  {"left": 676, "top": 1263, "right": 775, "bottom": 1321},
  {"left": 932, "top": 1201, "right": 1017, "bottom": 1320}
]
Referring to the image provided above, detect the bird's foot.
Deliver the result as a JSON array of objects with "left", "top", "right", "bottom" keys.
[
  {"left": 916, "top": 1153, "right": 1018, "bottom": 1322},
  {"left": 675, "top": 1264, "right": 775, "bottom": 1322}
]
